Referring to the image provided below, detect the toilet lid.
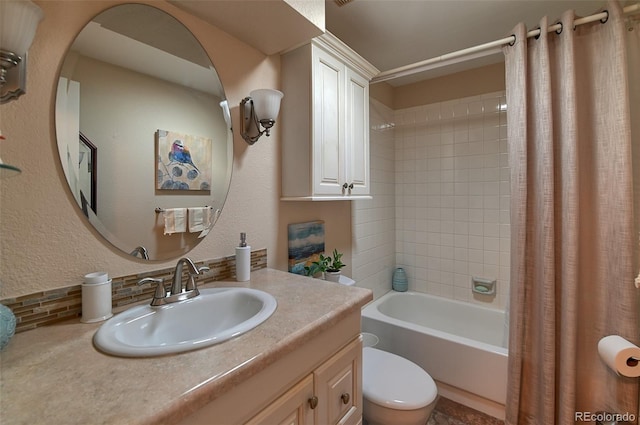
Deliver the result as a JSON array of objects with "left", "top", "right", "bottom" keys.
[{"left": 362, "top": 347, "right": 437, "bottom": 410}]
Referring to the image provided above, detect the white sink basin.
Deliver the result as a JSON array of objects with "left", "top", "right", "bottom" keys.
[{"left": 93, "top": 287, "right": 277, "bottom": 357}]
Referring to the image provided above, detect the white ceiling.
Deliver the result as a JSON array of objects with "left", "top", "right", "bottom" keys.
[
  {"left": 72, "top": 1, "right": 632, "bottom": 91},
  {"left": 69, "top": 4, "right": 224, "bottom": 97},
  {"left": 325, "top": 0, "right": 609, "bottom": 85}
]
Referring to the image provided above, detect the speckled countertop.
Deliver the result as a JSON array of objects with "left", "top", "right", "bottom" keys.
[{"left": 0, "top": 268, "right": 372, "bottom": 425}]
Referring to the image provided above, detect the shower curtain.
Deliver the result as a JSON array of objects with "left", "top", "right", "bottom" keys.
[
  {"left": 631, "top": 2, "right": 640, "bottom": 294},
  {"left": 503, "top": 1, "right": 639, "bottom": 424}
]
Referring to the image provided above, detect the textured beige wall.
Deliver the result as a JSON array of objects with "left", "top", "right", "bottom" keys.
[
  {"left": 0, "top": 0, "right": 351, "bottom": 299},
  {"left": 369, "top": 82, "right": 394, "bottom": 109},
  {"left": 394, "top": 62, "right": 506, "bottom": 109}
]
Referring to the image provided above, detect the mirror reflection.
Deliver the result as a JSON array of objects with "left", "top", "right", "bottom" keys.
[{"left": 55, "top": 4, "right": 233, "bottom": 261}]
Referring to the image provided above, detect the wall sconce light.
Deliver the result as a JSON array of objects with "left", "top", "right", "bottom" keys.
[
  {"left": 240, "top": 89, "right": 284, "bottom": 145},
  {"left": 0, "top": 0, "right": 44, "bottom": 104}
]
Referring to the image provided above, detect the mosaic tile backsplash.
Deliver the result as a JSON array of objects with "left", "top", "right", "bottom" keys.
[{"left": 1, "top": 249, "right": 267, "bottom": 333}]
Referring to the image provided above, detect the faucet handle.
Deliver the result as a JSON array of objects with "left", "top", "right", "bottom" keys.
[
  {"left": 137, "top": 277, "right": 167, "bottom": 300},
  {"left": 185, "top": 266, "right": 209, "bottom": 292}
]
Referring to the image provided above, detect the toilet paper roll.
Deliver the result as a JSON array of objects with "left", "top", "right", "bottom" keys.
[{"left": 597, "top": 335, "right": 640, "bottom": 378}]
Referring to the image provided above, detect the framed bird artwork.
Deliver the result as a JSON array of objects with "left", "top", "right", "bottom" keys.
[{"left": 156, "top": 129, "right": 212, "bottom": 191}]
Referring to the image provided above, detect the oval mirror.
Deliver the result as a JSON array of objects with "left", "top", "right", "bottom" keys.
[{"left": 55, "top": 4, "right": 233, "bottom": 261}]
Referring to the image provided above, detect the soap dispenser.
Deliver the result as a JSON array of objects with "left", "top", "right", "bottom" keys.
[{"left": 235, "top": 233, "right": 251, "bottom": 282}]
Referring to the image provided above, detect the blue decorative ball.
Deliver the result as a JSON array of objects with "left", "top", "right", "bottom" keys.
[{"left": 0, "top": 304, "right": 16, "bottom": 351}]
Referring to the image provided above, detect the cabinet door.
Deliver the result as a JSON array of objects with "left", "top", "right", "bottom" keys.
[
  {"left": 312, "top": 47, "right": 346, "bottom": 196},
  {"left": 313, "top": 338, "right": 362, "bottom": 425},
  {"left": 345, "top": 68, "right": 369, "bottom": 196},
  {"left": 245, "top": 375, "right": 315, "bottom": 425}
]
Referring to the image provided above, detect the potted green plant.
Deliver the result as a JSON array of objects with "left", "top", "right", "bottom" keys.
[
  {"left": 322, "top": 249, "right": 345, "bottom": 282},
  {"left": 324, "top": 249, "right": 346, "bottom": 282},
  {"left": 304, "top": 249, "right": 345, "bottom": 282}
]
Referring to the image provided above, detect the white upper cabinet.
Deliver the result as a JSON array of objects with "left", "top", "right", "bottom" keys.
[
  {"left": 281, "top": 33, "right": 378, "bottom": 200},
  {"left": 344, "top": 67, "right": 369, "bottom": 196}
]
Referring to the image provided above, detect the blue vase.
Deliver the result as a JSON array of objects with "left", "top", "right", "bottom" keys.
[
  {"left": 392, "top": 267, "right": 408, "bottom": 292},
  {"left": 0, "top": 304, "right": 16, "bottom": 351}
]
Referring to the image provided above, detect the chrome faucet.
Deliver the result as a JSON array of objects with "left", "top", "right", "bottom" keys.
[
  {"left": 137, "top": 257, "right": 209, "bottom": 306},
  {"left": 129, "top": 246, "right": 149, "bottom": 260},
  {"left": 171, "top": 257, "right": 200, "bottom": 295}
]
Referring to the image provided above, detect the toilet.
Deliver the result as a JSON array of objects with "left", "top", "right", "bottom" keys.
[
  {"left": 362, "top": 346, "right": 438, "bottom": 425},
  {"left": 335, "top": 277, "right": 438, "bottom": 425}
]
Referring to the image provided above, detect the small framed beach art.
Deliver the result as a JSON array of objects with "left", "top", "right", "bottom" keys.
[{"left": 288, "top": 220, "right": 325, "bottom": 275}]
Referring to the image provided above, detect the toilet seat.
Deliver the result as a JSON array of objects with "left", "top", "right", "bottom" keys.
[{"left": 362, "top": 347, "right": 437, "bottom": 411}]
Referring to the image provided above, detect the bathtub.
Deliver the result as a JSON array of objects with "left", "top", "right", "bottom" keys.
[{"left": 361, "top": 290, "right": 508, "bottom": 418}]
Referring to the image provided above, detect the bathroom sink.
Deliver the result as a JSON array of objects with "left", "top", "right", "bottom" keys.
[{"left": 93, "top": 287, "right": 277, "bottom": 357}]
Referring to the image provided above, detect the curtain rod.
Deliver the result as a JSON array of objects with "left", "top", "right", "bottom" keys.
[{"left": 371, "top": 2, "right": 640, "bottom": 84}]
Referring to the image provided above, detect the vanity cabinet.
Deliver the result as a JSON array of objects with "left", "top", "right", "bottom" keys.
[
  {"left": 281, "top": 32, "right": 378, "bottom": 201},
  {"left": 178, "top": 309, "right": 364, "bottom": 425},
  {"left": 245, "top": 338, "right": 362, "bottom": 425},
  {"left": 245, "top": 375, "right": 315, "bottom": 425}
]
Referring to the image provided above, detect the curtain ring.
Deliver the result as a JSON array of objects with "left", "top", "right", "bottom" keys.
[
  {"left": 555, "top": 21, "right": 563, "bottom": 35},
  {"left": 508, "top": 34, "right": 516, "bottom": 46},
  {"left": 534, "top": 27, "right": 542, "bottom": 40},
  {"left": 600, "top": 10, "right": 609, "bottom": 24}
]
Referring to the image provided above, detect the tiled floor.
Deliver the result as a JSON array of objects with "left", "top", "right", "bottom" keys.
[{"left": 427, "top": 397, "right": 505, "bottom": 425}]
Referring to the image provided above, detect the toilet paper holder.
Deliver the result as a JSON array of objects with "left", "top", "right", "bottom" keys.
[{"left": 598, "top": 335, "right": 640, "bottom": 378}]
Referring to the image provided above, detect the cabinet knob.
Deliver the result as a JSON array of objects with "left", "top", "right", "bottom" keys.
[
  {"left": 342, "top": 182, "right": 355, "bottom": 190},
  {"left": 341, "top": 393, "right": 350, "bottom": 404},
  {"left": 308, "top": 396, "right": 318, "bottom": 409}
]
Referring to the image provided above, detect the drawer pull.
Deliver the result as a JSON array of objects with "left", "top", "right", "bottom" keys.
[
  {"left": 308, "top": 396, "right": 318, "bottom": 409},
  {"left": 341, "top": 393, "right": 350, "bottom": 404}
]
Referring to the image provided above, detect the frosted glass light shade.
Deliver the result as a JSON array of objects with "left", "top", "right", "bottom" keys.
[
  {"left": 0, "top": 0, "right": 44, "bottom": 55},
  {"left": 250, "top": 89, "right": 283, "bottom": 121},
  {"left": 219, "top": 100, "right": 231, "bottom": 129}
]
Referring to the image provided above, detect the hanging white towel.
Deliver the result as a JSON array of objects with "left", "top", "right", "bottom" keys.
[
  {"left": 188, "top": 207, "right": 211, "bottom": 233},
  {"left": 197, "top": 208, "right": 219, "bottom": 239},
  {"left": 163, "top": 208, "right": 187, "bottom": 235}
]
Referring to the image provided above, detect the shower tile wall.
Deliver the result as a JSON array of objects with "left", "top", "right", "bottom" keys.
[
  {"left": 352, "top": 99, "right": 397, "bottom": 300},
  {"left": 395, "top": 91, "right": 510, "bottom": 309}
]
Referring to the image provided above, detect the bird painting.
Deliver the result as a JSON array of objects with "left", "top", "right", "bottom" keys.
[
  {"left": 156, "top": 129, "right": 212, "bottom": 191},
  {"left": 168, "top": 139, "right": 199, "bottom": 173}
]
